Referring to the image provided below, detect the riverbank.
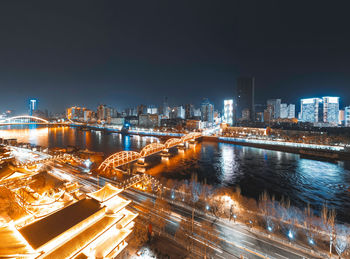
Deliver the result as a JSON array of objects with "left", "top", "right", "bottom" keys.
[{"left": 203, "top": 136, "right": 350, "bottom": 161}]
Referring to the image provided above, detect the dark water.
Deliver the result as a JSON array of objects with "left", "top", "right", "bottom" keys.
[{"left": 1, "top": 125, "right": 350, "bottom": 222}]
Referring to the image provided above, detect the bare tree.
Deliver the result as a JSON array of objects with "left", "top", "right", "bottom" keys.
[
  {"left": 129, "top": 219, "right": 149, "bottom": 248},
  {"left": 322, "top": 204, "right": 336, "bottom": 256}
]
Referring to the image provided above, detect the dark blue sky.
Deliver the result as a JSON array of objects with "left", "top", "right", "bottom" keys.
[{"left": 1, "top": 0, "right": 350, "bottom": 113}]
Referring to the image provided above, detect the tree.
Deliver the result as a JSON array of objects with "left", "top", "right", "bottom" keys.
[
  {"left": 322, "top": 204, "right": 336, "bottom": 256},
  {"left": 304, "top": 203, "right": 315, "bottom": 245},
  {"left": 129, "top": 220, "right": 149, "bottom": 248}
]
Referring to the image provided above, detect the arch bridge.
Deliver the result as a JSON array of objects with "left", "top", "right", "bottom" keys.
[
  {"left": 1, "top": 115, "right": 49, "bottom": 125},
  {"left": 98, "top": 132, "right": 202, "bottom": 172}
]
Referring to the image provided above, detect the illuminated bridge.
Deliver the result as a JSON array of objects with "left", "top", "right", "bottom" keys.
[
  {"left": 0, "top": 115, "right": 50, "bottom": 125},
  {"left": 98, "top": 132, "right": 202, "bottom": 172}
]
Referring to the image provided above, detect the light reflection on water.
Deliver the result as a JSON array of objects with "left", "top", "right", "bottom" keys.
[{"left": 1, "top": 126, "right": 350, "bottom": 222}]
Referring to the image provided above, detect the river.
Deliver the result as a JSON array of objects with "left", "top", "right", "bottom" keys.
[{"left": 1, "top": 125, "right": 350, "bottom": 222}]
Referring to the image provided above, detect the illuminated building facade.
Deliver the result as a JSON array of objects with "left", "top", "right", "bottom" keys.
[
  {"left": 345, "top": 106, "right": 350, "bottom": 127},
  {"left": 29, "top": 99, "right": 37, "bottom": 116},
  {"left": 300, "top": 98, "right": 322, "bottom": 123},
  {"left": 322, "top": 96, "right": 339, "bottom": 125},
  {"left": 223, "top": 99, "right": 234, "bottom": 125},
  {"left": 267, "top": 99, "right": 281, "bottom": 119},
  {"left": 7, "top": 184, "right": 137, "bottom": 258},
  {"left": 280, "top": 103, "right": 296, "bottom": 119},
  {"left": 66, "top": 106, "right": 85, "bottom": 121}
]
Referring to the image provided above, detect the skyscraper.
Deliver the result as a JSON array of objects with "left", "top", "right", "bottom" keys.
[
  {"left": 201, "top": 98, "right": 214, "bottom": 123},
  {"left": 267, "top": 99, "right": 281, "bottom": 119},
  {"left": 280, "top": 103, "right": 295, "bottom": 119},
  {"left": 29, "top": 99, "right": 37, "bottom": 116},
  {"left": 322, "top": 97, "right": 339, "bottom": 125},
  {"left": 345, "top": 106, "right": 350, "bottom": 127},
  {"left": 185, "top": 104, "right": 194, "bottom": 119},
  {"left": 236, "top": 77, "right": 255, "bottom": 121},
  {"left": 287, "top": 104, "right": 295, "bottom": 119},
  {"left": 223, "top": 99, "right": 234, "bottom": 125},
  {"left": 300, "top": 98, "right": 322, "bottom": 123}
]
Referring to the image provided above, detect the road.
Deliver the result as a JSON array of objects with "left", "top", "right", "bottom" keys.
[{"left": 47, "top": 161, "right": 321, "bottom": 259}]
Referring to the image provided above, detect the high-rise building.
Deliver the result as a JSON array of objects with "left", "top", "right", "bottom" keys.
[
  {"left": 288, "top": 104, "right": 296, "bottom": 119},
  {"left": 223, "top": 99, "right": 234, "bottom": 125},
  {"left": 322, "top": 97, "right": 339, "bottom": 125},
  {"left": 163, "top": 97, "right": 169, "bottom": 115},
  {"left": 280, "top": 103, "right": 288, "bottom": 118},
  {"left": 185, "top": 104, "right": 194, "bottom": 119},
  {"left": 345, "top": 106, "right": 350, "bottom": 127},
  {"left": 193, "top": 108, "right": 201, "bottom": 117},
  {"left": 97, "top": 104, "right": 115, "bottom": 123},
  {"left": 83, "top": 109, "right": 94, "bottom": 122},
  {"left": 201, "top": 98, "right": 214, "bottom": 123},
  {"left": 137, "top": 104, "right": 146, "bottom": 115},
  {"left": 147, "top": 105, "right": 158, "bottom": 114},
  {"left": 29, "top": 99, "right": 37, "bottom": 116},
  {"left": 339, "top": 110, "right": 345, "bottom": 125},
  {"left": 300, "top": 98, "right": 322, "bottom": 123},
  {"left": 236, "top": 77, "right": 255, "bottom": 121},
  {"left": 267, "top": 99, "right": 281, "bottom": 119},
  {"left": 280, "top": 103, "right": 295, "bottom": 119},
  {"left": 66, "top": 106, "right": 85, "bottom": 121}
]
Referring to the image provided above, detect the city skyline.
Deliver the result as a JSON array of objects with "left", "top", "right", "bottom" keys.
[{"left": 1, "top": 1, "right": 350, "bottom": 112}]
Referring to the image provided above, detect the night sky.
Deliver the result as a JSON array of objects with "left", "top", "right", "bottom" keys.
[{"left": 1, "top": 1, "right": 350, "bottom": 113}]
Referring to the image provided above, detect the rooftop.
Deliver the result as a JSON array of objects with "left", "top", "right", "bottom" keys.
[{"left": 19, "top": 198, "right": 101, "bottom": 249}]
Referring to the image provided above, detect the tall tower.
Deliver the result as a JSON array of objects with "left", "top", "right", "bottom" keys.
[
  {"left": 236, "top": 77, "right": 255, "bottom": 121},
  {"left": 29, "top": 99, "right": 37, "bottom": 116}
]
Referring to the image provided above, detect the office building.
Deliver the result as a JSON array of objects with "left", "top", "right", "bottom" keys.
[
  {"left": 236, "top": 77, "right": 255, "bottom": 121},
  {"left": 339, "top": 110, "right": 345, "bottom": 125},
  {"left": 223, "top": 99, "right": 234, "bottom": 125},
  {"left": 147, "top": 105, "right": 158, "bottom": 114},
  {"left": 83, "top": 109, "right": 95, "bottom": 122},
  {"left": 280, "top": 103, "right": 295, "bottom": 119},
  {"left": 193, "top": 108, "right": 201, "bottom": 117},
  {"left": 322, "top": 97, "right": 339, "bottom": 125},
  {"left": 288, "top": 104, "right": 296, "bottom": 118},
  {"left": 185, "top": 104, "right": 194, "bottom": 119},
  {"left": 66, "top": 106, "right": 85, "bottom": 121},
  {"left": 137, "top": 104, "right": 147, "bottom": 115},
  {"left": 201, "top": 98, "right": 214, "bottom": 123},
  {"left": 300, "top": 98, "right": 322, "bottom": 123},
  {"left": 267, "top": 99, "right": 281, "bottom": 119},
  {"left": 345, "top": 106, "right": 350, "bottom": 127},
  {"left": 280, "top": 103, "right": 288, "bottom": 118},
  {"left": 29, "top": 99, "right": 37, "bottom": 116}
]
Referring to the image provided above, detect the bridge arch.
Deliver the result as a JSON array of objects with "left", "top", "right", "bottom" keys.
[
  {"left": 164, "top": 138, "right": 183, "bottom": 149},
  {"left": 181, "top": 132, "right": 201, "bottom": 142},
  {"left": 98, "top": 151, "right": 141, "bottom": 171},
  {"left": 140, "top": 143, "right": 165, "bottom": 157},
  {"left": 5, "top": 115, "right": 49, "bottom": 124}
]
